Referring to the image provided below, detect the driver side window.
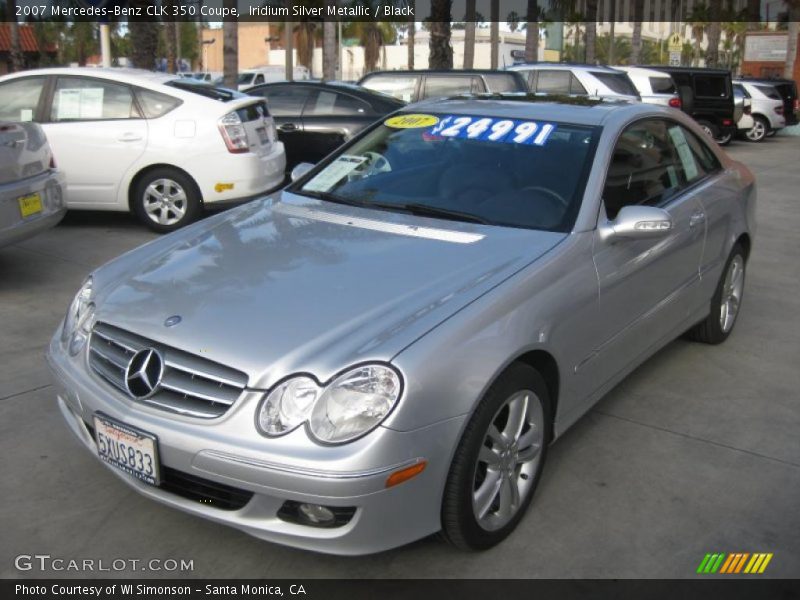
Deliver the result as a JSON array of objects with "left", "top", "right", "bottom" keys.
[{"left": 603, "top": 119, "right": 684, "bottom": 219}]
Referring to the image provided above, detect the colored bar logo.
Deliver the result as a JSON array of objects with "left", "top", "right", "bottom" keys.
[{"left": 697, "top": 553, "right": 773, "bottom": 574}]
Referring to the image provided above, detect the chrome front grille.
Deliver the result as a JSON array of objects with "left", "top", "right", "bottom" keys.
[{"left": 88, "top": 322, "right": 248, "bottom": 419}]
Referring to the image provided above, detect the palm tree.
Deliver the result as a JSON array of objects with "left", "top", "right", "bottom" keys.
[
  {"left": 524, "top": 0, "right": 539, "bottom": 62},
  {"left": 507, "top": 11, "right": 522, "bottom": 32},
  {"left": 345, "top": 22, "right": 396, "bottom": 74},
  {"left": 322, "top": 12, "right": 336, "bottom": 81},
  {"left": 295, "top": 22, "right": 319, "bottom": 75},
  {"left": 689, "top": 3, "right": 709, "bottom": 67},
  {"left": 163, "top": 14, "right": 177, "bottom": 73},
  {"left": 463, "top": 0, "right": 476, "bottom": 68},
  {"left": 428, "top": 0, "right": 453, "bottom": 69},
  {"left": 5, "top": 0, "right": 23, "bottom": 72},
  {"left": 705, "top": 0, "right": 722, "bottom": 68},
  {"left": 407, "top": 0, "right": 415, "bottom": 69},
  {"left": 490, "top": 0, "right": 500, "bottom": 69},
  {"left": 785, "top": 0, "right": 800, "bottom": 80},
  {"left": 222, "top": 0, "right": 238, "bottom": 88},
  {"left": 630, "top": 0, "right": 644, "bottom": 64},
  {"left": 584, "top": 0, "right": 598, "bottom": 64}
]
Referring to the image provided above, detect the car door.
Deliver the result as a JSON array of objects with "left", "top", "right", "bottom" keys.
[
  {"left": 589, "top": 118, "right": 707, "bottom": 383},
  {"left": 300, "top": 89, "right": 376, "bottom": 164},
  {"left": 41, "top": 76, "right": 148, "bottom": 208},
  {"left": 249, "top": 84, "right": 312, "bottom": 168}
]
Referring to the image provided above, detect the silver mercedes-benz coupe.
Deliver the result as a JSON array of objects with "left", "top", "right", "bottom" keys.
[{"left": 48, "top": 96, "right": 755, "bottom": 555}]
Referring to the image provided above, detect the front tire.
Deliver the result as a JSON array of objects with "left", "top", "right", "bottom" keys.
[
  {"left": 441, "top": 363, "right": 551, "bottom": 550},
  {"left": 132, "top": 168, "right": 202, "bottom": 233},
  {"left": 687, "top": 243, "right": 746, "bottom": 344}
]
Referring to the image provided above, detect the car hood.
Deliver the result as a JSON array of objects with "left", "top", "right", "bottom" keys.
[{"left": 94, "top": 193, "right": 565, "bottom": 388}]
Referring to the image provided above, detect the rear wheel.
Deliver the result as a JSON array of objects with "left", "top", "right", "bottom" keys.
[
  {"left": 441, "top": 363, "right": 551, "bottom": 550},
  {"left": 745, "top": 116, "right": 769, "bottom": 143},
  {"left": 686, "top": 244, "right": 746, "bottom": 344},
  {"left": 133, "top": 168, "right": 202, "bottom": 233}
]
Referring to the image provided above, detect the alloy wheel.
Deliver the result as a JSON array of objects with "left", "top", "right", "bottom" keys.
[
  {"left": 746, "top": 119, "right": 767, "bottom": 142},
  {"left": 720, "top": 255, "right": 745, "bottom": 333},
  {"left": 472, "top": 389, "right": 544, "bottom": 532},
  {"left": 143, "top": 178, "right": 188, "bottom": 226}
]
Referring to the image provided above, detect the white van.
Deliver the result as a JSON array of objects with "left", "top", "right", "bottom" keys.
[{"left": 238, "top": 66, "right": 310, "bottom": 91}]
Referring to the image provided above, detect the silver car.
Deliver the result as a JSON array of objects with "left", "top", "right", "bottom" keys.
[
  {"left": 734, "top": 79, "right": 787, "bottom": 142},
  {"left": 0, "top": 122, "right": 66, "bottom": 248},
  {"left": 47, "top": 98, "right": 755, "bottom": 555}
]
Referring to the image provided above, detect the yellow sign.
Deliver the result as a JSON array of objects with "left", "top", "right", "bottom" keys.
[
  {"left": 384, "top": 114, "right": 439, "bottom": 129},
  {"left": 18, "top": 193, "right": 42, "bottom": 218},
  {"left": 214, "top": 183, "right": 234, "bottom": 193},
  {"left": 668, "top": 33, "right": 683, "bottom": 52}
]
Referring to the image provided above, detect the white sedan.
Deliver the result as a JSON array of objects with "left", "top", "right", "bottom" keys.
[{"left": 0, "top": 68, "right": 286, "bottom": 232}]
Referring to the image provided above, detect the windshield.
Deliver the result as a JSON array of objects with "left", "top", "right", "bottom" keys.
[
  {"left": 237, "top": 73, "right": 255, "bottom": 85},
  {"left": 291, "top": 112, "right": 599, "bottom": 232}
]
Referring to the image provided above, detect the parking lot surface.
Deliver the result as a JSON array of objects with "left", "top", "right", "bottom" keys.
[{"left": 1, "top": 136, "right": 798, "bottom": 578}]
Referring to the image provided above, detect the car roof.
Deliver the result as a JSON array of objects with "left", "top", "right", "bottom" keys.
[
  {"left": 508, "top": 63, "right": 625, "bottom": 73},
  {"left": 408, "top": 94, "right": 658, "bottom": 126},
  {"left": 641, "top": 65, "right": 732, "bottom": 75},
  {"left": 249, "top": 79, "right": 405, "bottom": 101},
  {"left": 359, "top": 69, "right": 519, "bottom": 79},
  {"left": 616, "top": 66, "right": 672, "bottom": 78},
  {"left": 0, "top": 67, "right": 177, "bottom": 86}
]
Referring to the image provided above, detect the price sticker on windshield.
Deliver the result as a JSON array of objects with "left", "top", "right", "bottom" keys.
[
  {"left": 385, "top": 114, "right": 440, "bottom": 129},
  {"left": 428, "top": 115, "right": 557, "bottom": 146}
]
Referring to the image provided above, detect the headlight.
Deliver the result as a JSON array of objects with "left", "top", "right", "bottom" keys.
[
  {"left": 61, "top": 277, "right": 95, "bottom": 355},
  {"left": 257, "top": 364, "right": 402, "bottom": 444}
]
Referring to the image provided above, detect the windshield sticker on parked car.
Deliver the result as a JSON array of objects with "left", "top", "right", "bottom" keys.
[
  {"left": 385, "top": 114, "right": 440, "bottom": 129},
  {"left": 428, "top": 116, "right": 557, "bottom": 146},
  {"left": 303, "top": 155, "right": 368, "bottom": 192}
]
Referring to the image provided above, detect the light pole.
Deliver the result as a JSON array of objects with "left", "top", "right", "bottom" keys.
[{"left": 202, "top": 38, "right": 215, "bottom": 73}]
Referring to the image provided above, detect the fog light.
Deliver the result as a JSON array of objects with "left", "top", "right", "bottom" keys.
[{"left": 298, "top": 503, "right": 335, "bottom": 525}]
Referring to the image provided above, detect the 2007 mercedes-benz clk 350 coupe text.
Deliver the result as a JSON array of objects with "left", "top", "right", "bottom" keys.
[{"left": 48, "top": 97, "right": 755, "bottom": 555}]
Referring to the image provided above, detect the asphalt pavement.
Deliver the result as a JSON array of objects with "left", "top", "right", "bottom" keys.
[{"left": 1, "top": 134, "right": 798, "bottom": 579}]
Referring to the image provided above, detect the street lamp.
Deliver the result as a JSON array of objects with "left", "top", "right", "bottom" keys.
[{"left": 201, "top": 38, "right": 215, "bottom": 73}]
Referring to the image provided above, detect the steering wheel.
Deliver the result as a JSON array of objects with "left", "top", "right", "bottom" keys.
[
  {"left": 519, "top": 185, "right": 569, "bottom": 209},
  {"left": 350, "top": 152, "right": 392, "bottom": 179}
]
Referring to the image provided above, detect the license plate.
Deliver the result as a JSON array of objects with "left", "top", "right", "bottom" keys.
[
  {"left": 256, "top": 126, "right": 269, "bottom": 145},
  {"left": 93, "top": 414, "right": 160, "bottom": 486},
  {"left": 18, "top": 193, "right": 42, "bottom": 218}
]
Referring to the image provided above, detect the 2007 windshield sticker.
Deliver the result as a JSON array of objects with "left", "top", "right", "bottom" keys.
[
  {"left": 428, "top": 115, "right": 557, "bottom": 146},
  {"left": 385, "top": 114, "right": 440, "bottom": 128}
]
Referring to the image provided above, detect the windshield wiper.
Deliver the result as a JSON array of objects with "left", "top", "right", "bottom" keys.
[
  {"left": 381, "top": 202, "right": 491, "bottom": 225},
  {"left": 294, "top": 191, "right": 489, "bottom": 225}
]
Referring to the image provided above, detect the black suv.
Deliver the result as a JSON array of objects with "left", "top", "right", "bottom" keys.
[
  {"left": 358, "top": 70, "right": 527, "bottom": 103},
  {"left": 738, "top": 76, "right": 798, "bottom": 126},
  {"left": 645, "top": 66, "right": 736, "bottom": 145}
]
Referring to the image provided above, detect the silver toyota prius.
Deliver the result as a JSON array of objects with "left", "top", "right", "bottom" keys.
[{"left": 47, "top": 96, "right": 755, "bottom": 555}]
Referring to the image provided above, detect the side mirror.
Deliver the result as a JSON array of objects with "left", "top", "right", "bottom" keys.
[
  {"left": 599, "top": 205, "right": 673, "bottom": 242},
  {"left": 290, "top": 162, "right": 315, "bottom": 182}
]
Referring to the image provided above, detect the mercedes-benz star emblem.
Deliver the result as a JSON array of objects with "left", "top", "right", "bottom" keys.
[
  {"left": 124, "top": 348, "right": 164, "bottom": 399},
  {"left": 164, "top": 315, "right": 182, "bottom": 327}
]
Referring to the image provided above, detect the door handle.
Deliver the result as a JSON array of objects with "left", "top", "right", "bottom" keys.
[
  {"left": 117, "top": 133, "right": 143, "bottom": 142},
  {"left": 278, "top": 123, "right": 298, "bottom": 132},
  {"left": 689, "top": 211, "right": 706, "bottom": 228}
]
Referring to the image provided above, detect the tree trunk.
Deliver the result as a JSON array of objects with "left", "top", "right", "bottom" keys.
[
  {"left": 785, "top": 3, "right": 800, "bottom": 80},
  {"left": 705, "top": 21, "right": 721, "bottom": 68},
  {"left": 222, "top": 2, "right": 238, "bottom": 88},
  {"left": 428, "top": 0, "right": 453, "bottom": 69},
  {"left": 164, "top": 18, "right": 177, "bottom": 74},
  {"left": 323, "top": 15, "right": 336, "bottom": 81},
  {"left": 630, "top": 0, "right": 643, "bottom": 64},
  {"left": 6, "top": 0, "right": 24, "bottom": 72},
  {"left": 407, "top": 0, "right": 415, "bottom": 69},
  {"left": 490, "top": 0, "right": 499, "bottom": 69},
  {"left": 284, "top": 17, "right": 294, "bottom": 81},
  {"left": 525, "top": 0, "right": 538, "bottom": 63},
  {"left": 607, "top": 0, "right": 616, "bottom": 65},
  {"left": 584, "top": 0, "right": 597, "bottom": 64},
  {"left": 463, "top": 0, "right": 476, "bottom": 69}
]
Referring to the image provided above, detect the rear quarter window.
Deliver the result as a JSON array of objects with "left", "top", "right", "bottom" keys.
[
  {"left": 361, "top": 75, "right": 418, "bottom": 103},
  {"left": 754, "top": 84, "right": 781, "bottom": 100},
  {"left": 649, "top": 76, "right": 677, "bottom": 95},
  {"left": 136, "top": 89, "right": 182, "bottom": 118},
  {"left": 590, "top": 72, "right": 639, "bottom": 96}
]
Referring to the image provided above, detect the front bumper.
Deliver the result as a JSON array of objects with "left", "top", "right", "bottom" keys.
[{"left": 46, "top": 332, "right": 464, "bottom": 555}]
